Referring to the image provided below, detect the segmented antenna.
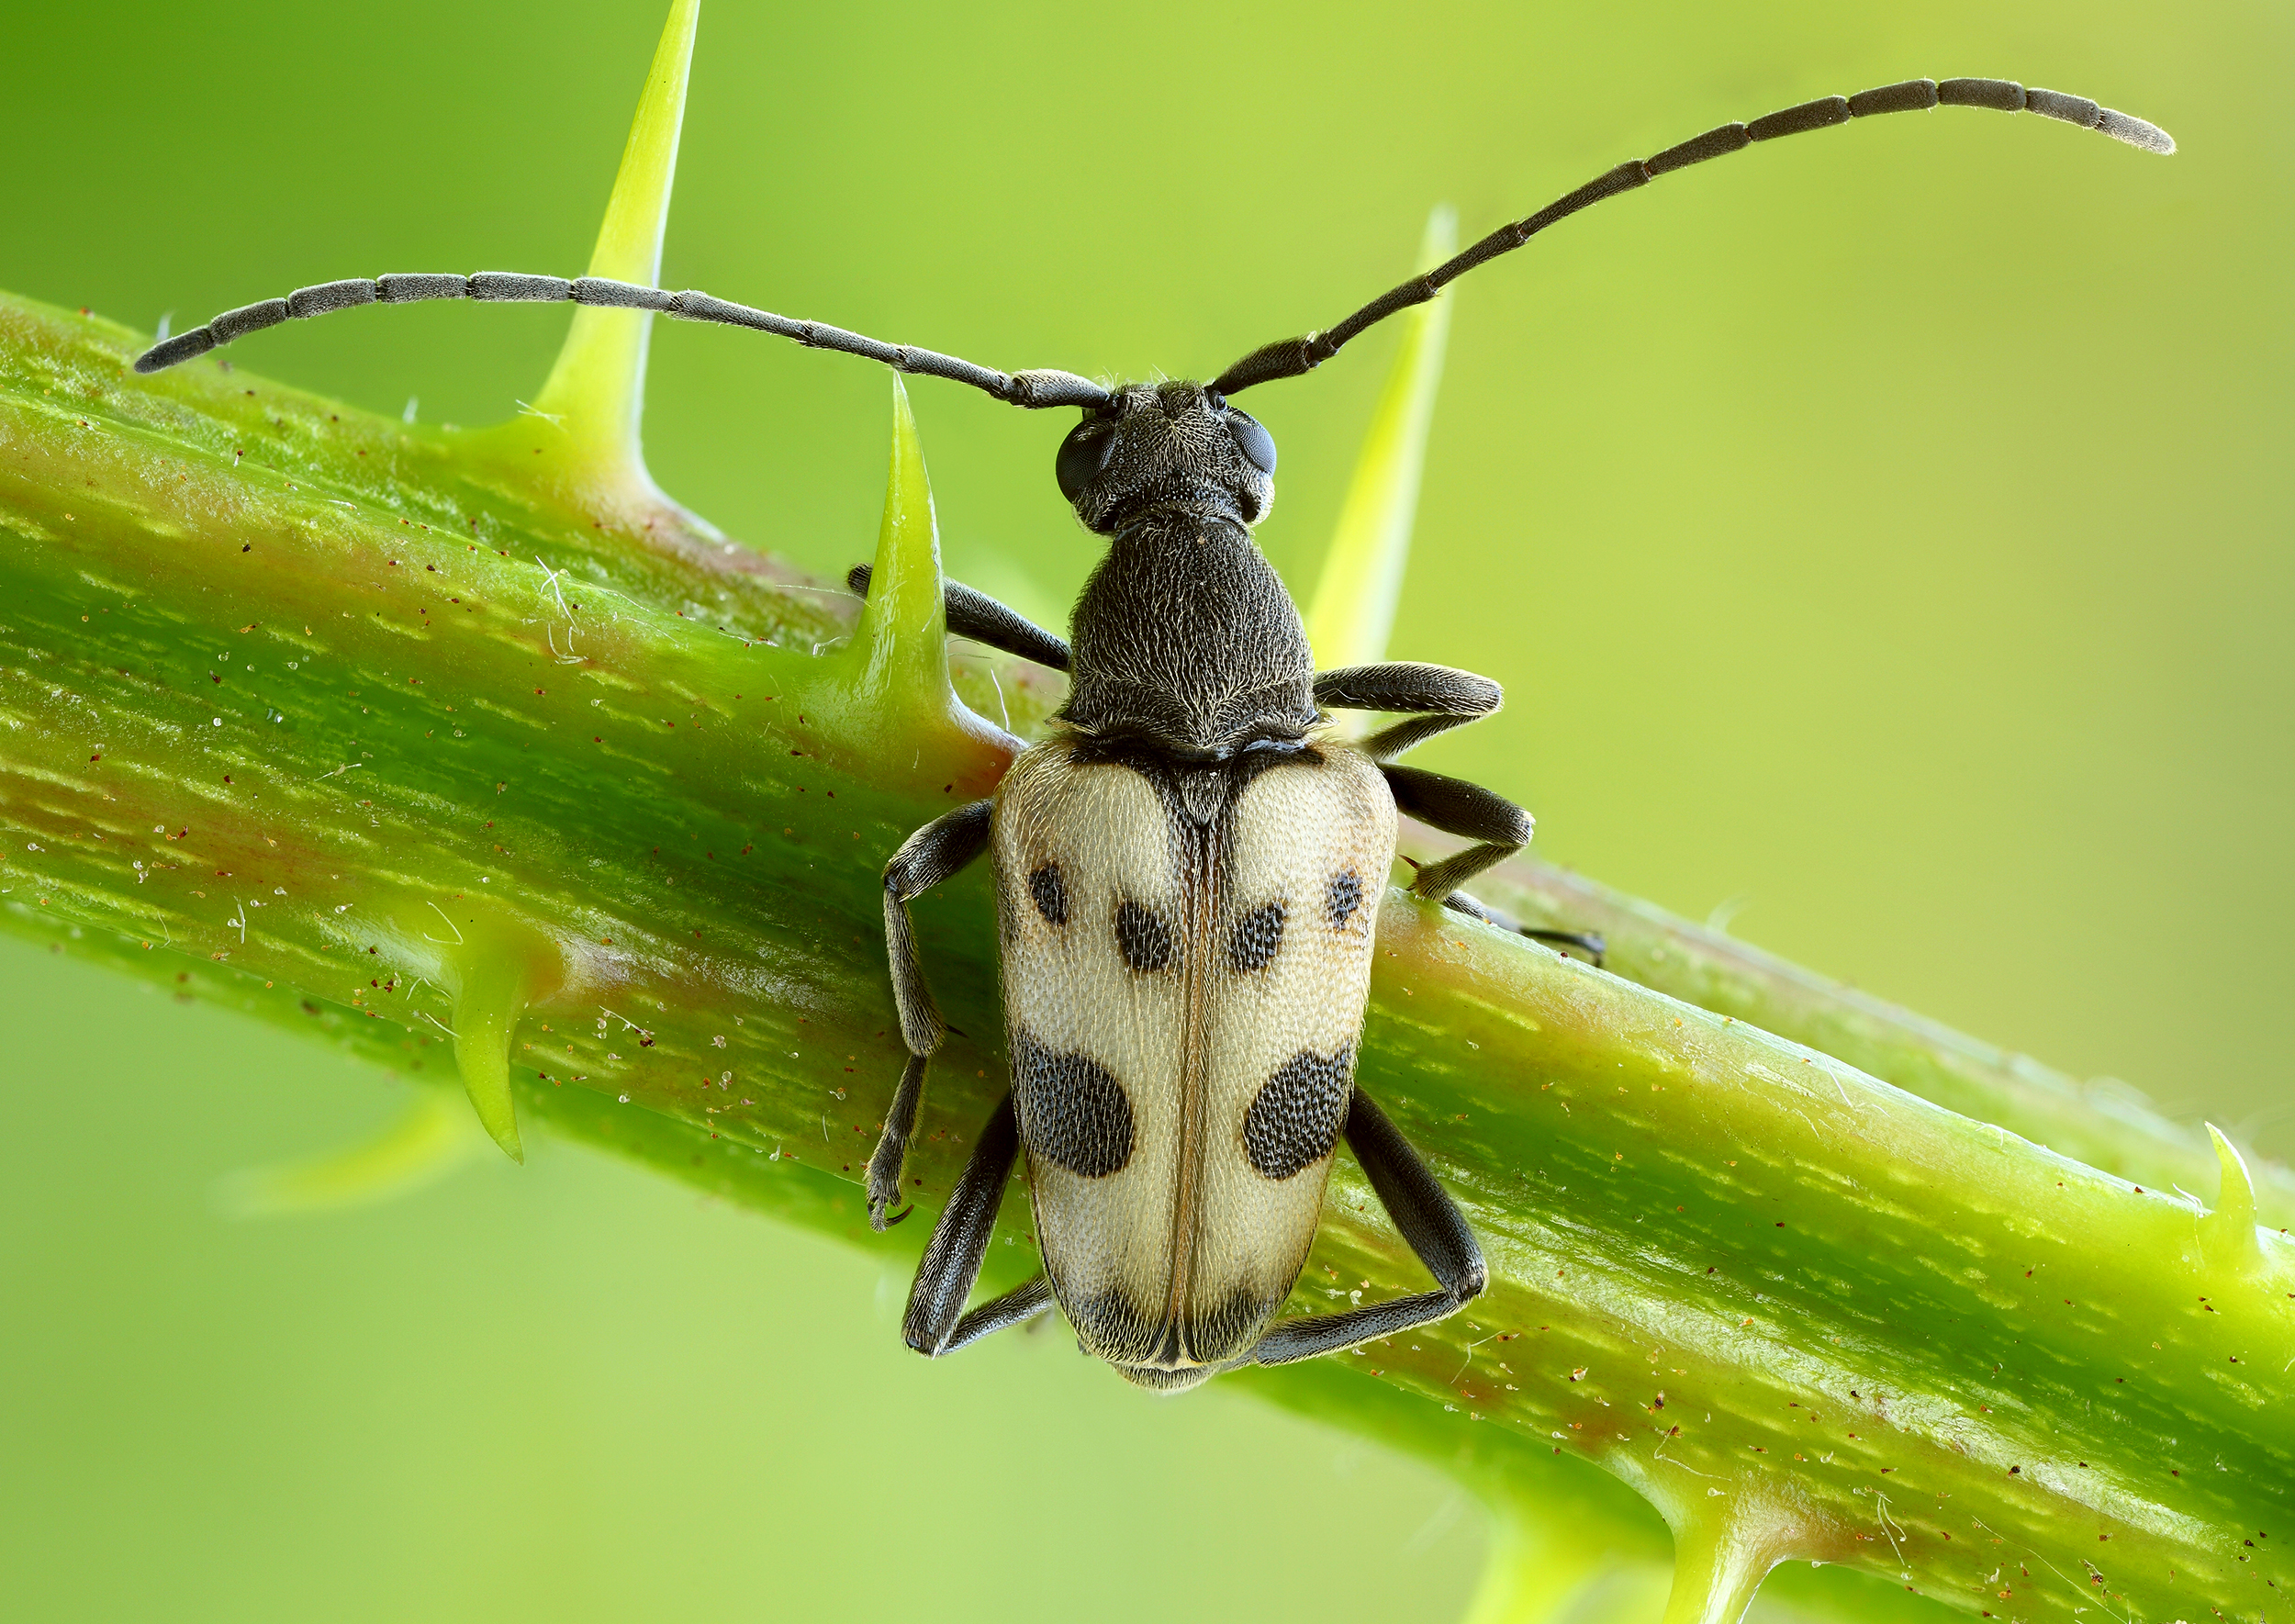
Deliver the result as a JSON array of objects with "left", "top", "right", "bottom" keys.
[
  {"left": 131, "top": 272, "right": 1113, "bottom": 410},
  {"left": 1212, "top": 78, "right": 2174, "bottom": 397}
]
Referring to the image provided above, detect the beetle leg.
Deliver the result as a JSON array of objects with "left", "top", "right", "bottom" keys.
[
  {"left": 1248, "top": 1088, "right": 1487, "bottom": 1367},
  {"left": 864, "top": 1056, "right": 930, "bottom": 1226},
  {"left": 870, "top": 799, "right": 995, "bottom": 1230},
  {"left": 1520, "top": 926, "right": 1606, "bottom": 960},
  {"left": 1440, "top": 890, "right": 1606, "bottom": 967},
  {"left": 1380, "top": 763, "right": 1533, "bottom": 904},
  {"left": 847, "top": 564, "right": 1071, "bottom": 671},
  {"left": 1321, "top": 678, "right": 1599, "bottom": 952},
  {"left": 944, "top": 1275, "right": 1055, "bottom": 1354},
  {"left": 1327, "top": 667, "right": 1602, "bottom": 949},
  {"left": 1312, "top": 662, "right": 1500, "bottom": 763},
  {"left": 1359, "top": 711, "right": 1478, "bottom": 760},
  {"left": 904, "top": 1093, "right": 1035, "bottom": 1356}
]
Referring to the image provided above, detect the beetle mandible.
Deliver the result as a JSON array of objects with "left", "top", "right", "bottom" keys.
[{"left": 136, "top": 76, "right": 2173, "bottom": 1392}]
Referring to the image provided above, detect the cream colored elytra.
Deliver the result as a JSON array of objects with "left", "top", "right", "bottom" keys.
[
  {"left": 868, "top": 390, "right": 1520, "bottom": 1386},
  {"left": 994, "top": 733, "right": 1395, "bottom": 1388}
]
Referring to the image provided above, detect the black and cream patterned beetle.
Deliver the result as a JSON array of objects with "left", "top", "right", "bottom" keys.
[
  {"left": 133, "top": 77, "right": 2172, "bottom": 1391},
  {"left": 855, "top": 375, "right": 1549, "bottom": 1391}
]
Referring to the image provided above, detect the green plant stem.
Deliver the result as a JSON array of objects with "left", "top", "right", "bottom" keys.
[
  {"left": 1471, "top": 865, "right": 2295, "bottom": 1228},
  {"left": 2, "top": 296, "right": 2287, "bottom": 1624}
]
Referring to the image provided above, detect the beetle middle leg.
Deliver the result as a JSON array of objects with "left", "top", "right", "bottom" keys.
[
  {"left": 1379, "top": 763, "right": 1533, "bottom": 905},
  {"left": 1380, "top": 768, "right": 1605, "bottom": 963},
  {"left": 1315, "top": 666, "right": 1526, "bottom": 898},
  {"left": 902, "top": 1092, "right": 1056, "bottom": 1356},
  {"left": 1319, "top": 663, "right": 1601, "bottom": 960},
  {"left": 868, "top": 799, "right": 994, "bottom": 1229},
  {"left": 1246, "top": 1087, "right": 1487, "bottom": 1367}
]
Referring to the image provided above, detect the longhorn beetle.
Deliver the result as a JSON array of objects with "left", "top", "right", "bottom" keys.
[{"left": 139, "top": 77, "right": 2174, "bottom": 1392}]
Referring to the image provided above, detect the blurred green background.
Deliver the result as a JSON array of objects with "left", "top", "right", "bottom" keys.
[{"left": 1, "top": 0, "right": 2285, "bottom": 1618}]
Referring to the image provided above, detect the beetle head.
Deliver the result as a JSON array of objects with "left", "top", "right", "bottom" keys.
[{"left": 1055, "top": 380, "right": 1276, "bottom": 535}]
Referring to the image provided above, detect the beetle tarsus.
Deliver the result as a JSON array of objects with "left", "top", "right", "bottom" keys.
[
  {"left": 943, "top": 1275, "right": 1056, "bottom": 1354},
  {"left": 1524, "top": 927, "right": 1606, "bottom": 965},
  {"left": 867, "top": 1055, "right": 931, "bottom": 1232},
  {"left": 1444, "top": 892, "right": 1607, "bottom": 966}
]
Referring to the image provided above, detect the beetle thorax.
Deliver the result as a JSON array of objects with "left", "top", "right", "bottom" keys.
[{"left": 1061, "top": 514, "right": 1316, "bottom": 759}]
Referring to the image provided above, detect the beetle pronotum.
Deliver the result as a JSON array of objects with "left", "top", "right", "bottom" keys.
[{"left": 139, "top": 76, "right": 2172, "bottom": 1392}]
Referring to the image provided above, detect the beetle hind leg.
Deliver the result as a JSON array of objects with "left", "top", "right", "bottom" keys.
[
  {"left": 904, "top": 1094, "right": 1049, "bottom": 1357},
  {"left": 945, "top": 1275, "right": 1055, "bottom": 1354},
  {"left": 1247, "top": 1088, "right": 1487, "bottom": 1368}
]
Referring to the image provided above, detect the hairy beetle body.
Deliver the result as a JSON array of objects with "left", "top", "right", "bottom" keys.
[{"left": 869, "top": 385, "right": 1524, "bottom": 1382}]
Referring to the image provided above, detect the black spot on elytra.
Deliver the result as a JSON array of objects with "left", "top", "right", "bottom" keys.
[
  {"left": 1065, "top": 1285, "right": 1163, "bottom": 1367},
  {"left": 1182, "top": 1282, "right": 1283, "bottom": 1366},
  {"left": 1327, "top": 870, "right": 1362, "bottom": 929},
  {"left": 1227, "top": 900, "right": 1286, "bottom": 973},
  {"left": 1115, "top": 899, "right": 1173, "bottom": 972},
  {"left": 1013, "top": 1026, "right": 1134, "bottom": 1177},
  {"left": 1093, "top": 1282, "right": 1273, "bottom": 1374},
  {"left": 1027, "top": 862, "right": 1068, "bottom": 926},
  {"left": 1243, "top": 1046, "right": 1354, "bottom": 1180}
]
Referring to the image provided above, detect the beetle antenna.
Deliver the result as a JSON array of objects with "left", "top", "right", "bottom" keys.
[
  {"left": 131, "top": 272, "right": 1113, "bottom": 410},
  {"left": 1212, "top": 77, "right": 2173, "bottom": 397}
]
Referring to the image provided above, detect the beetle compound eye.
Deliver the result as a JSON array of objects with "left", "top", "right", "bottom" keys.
[
  {"left": 1056, "top": 419, "right": 1117, "bottom": 502},
  {"left": 1225, "top": 409, "right": 1277, "bottom": 476}
]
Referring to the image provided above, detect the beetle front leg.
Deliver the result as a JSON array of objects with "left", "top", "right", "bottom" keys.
[
  {"left": 903, "top": 1093, "right": 1054, "bottom": 1356},
  {"left": 1247, "top": 1088, "right": 1487, "bottom": 1367},
  {"left": 846, "top": 564, "right": 1071, "bottom": 671},
  {"left": 868, "top": 799, "right": 994, "bottom": 1229}
]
